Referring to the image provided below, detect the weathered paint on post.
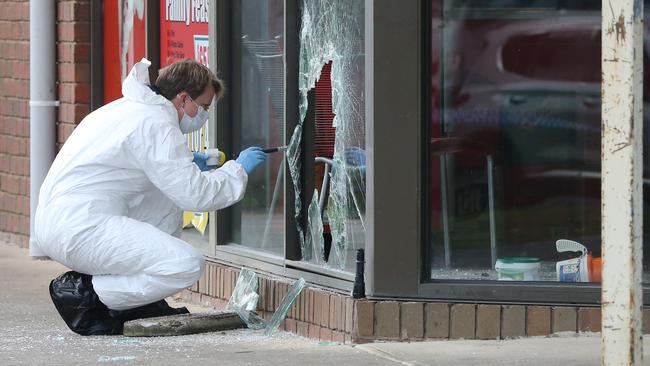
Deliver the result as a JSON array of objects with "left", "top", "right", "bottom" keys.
[{"left": 602, "top": 0, "right": 644, "bottom": 365}]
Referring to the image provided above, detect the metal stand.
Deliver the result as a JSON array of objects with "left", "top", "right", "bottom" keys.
[
  {"left": 439, "top": 153, "right": 497, "bottom": 268},
  {"left": 315, "top": 157, "right": 334, "bottom": 219}
]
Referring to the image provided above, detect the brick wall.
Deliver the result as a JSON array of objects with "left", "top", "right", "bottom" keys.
[
  {"left": 0, "top": 0, "right": 30, "bottom": 247},
  {"left": 177, "top": 261, "right": 352, "bottom": 344},
  {"left": 0, "top": 0, "right": 90, "bottom": 247},
  {"left": 179, "top": 260, "right": 650, "bottom": 344},
  {"left": 57, "top": 0, "right": 91, "bottom": 149}
]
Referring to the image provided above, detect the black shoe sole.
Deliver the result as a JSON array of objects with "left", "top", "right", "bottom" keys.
[{"left": 109, "top": 299, "right": 190, "bottom": 323}]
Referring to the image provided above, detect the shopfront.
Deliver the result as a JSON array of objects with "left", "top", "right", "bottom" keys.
[{"left": 91, "top": 0, "right": 650, "bottom": 341}]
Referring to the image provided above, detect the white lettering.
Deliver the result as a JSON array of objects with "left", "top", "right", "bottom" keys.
[
  {"left": 166, "top": 0, "right": 209, "bottom": 25},
  {"left": 192, "top": 0, "right": 209, "bottom": 23}
]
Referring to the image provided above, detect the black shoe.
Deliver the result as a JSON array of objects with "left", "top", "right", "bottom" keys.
[
  {"left": 49, "top": 271, "right": 123, "bottom": 336},
  {"left": 108, "top": 299, "right": 190, "bottom": 323}
]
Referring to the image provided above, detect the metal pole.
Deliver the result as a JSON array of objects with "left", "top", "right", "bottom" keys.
[
  {"left": 601, "top": 0, "right": 644, "bottom": 364},
  {"left": 28, "top": 0, "right": 58, "bottom": 257},
  {"left": 487, "top": 155, "right": 497, "bottom": 267},
  {"left": 440, "top": 155, "right": 451, "bottom": 267}
]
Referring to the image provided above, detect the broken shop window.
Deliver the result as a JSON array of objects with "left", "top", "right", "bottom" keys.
[{"left": 286, "top": 0, "right": 366, "bottom": 272}]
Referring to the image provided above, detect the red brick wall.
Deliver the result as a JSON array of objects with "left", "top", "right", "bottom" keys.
[
  {"left": 0, "top": 0, "right": 91, "bottom": 248},
  {"left": 0, "top": 0, "right": 30, "bottom": 247},
  {"left": 177, "top": 261, "right": 618, "bottom": 343},
  {"left": 57, "top": 0, "right": 91, "bottom": 149}
]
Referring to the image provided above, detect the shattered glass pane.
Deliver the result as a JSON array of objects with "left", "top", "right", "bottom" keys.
[
  {"left": 287, "top": 123, "right": 306, "bottom": 249},
  {"left": 225, "top": 268, "right": 258, "bottom": 311},
  {"left": 224, "top": 268, "right": 265, "bottom": 330},
  {"left": 287, "top": 0, "right": 366, "bottom": 271}
]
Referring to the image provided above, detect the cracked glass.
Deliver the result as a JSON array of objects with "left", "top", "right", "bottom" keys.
[{"left": 286, "top": 0, "right": 366, "bottom": 272}]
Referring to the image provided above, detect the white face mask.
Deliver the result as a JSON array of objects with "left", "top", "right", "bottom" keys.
[{"left": 178, "top": 95, "right": 209, "bottom": 134}]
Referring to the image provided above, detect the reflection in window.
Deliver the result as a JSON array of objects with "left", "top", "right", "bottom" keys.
[
  {"left": 231, "top": 0, "right": 285, "bottom": 254},
  {"left": 429, "top": 1, "right": 650, "bottom": 282}
]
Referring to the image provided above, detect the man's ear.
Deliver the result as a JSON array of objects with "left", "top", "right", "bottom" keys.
[{"left": 176, "top": 91, "right": 189, "bottom": 105}]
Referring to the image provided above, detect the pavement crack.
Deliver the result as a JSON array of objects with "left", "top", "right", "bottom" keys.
[{"left": 356, "top": 344, "right": 424, "bottom": 366}]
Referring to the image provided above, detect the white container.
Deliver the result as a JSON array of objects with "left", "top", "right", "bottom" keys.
[
  {"left": 555, "top": 239, "right": 589, "bottom": 282},
  {"left": 205, "top": 148, "right": 226, "bottom": 167},
  {"left": 495, "top": 258, "right": 541, "bottom": 281}
]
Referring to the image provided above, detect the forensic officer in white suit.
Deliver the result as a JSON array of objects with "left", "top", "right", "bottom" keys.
[{"left": 31, "top": 58, "right": 268, "bottom": 335}]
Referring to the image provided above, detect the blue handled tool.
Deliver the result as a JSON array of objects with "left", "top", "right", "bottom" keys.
[{"left": 261, "top": 146, "right": 288, "bottom": 154}]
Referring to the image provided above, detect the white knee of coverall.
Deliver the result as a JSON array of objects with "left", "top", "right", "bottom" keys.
[
  {"left": 91, "top": 242, "right": 206, "bottom": 311},
  {"left": 169, "top": 246, "right": 206, "bottom": 288}
]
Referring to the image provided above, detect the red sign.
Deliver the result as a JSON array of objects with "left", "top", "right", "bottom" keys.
[
  {"left": 103, "top": 0, "right": 148, "bottom": 104},
  {"left": 160, "top": 0, "right": 210, "bottom": 68}
]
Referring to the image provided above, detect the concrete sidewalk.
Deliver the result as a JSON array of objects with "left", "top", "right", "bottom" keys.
[{"left": 0, "top": 242, "right": 647, "bottom": 366}]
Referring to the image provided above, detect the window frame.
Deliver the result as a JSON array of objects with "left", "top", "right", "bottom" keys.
[
  {"left": 207, "top": 0, "right": 355, "bottom": 290},
  {"left": 414, "top": 0, "right": 650, "bottom": 305},
  {"left": 202, "top": 0, "right": 650, "bottom": 305}
]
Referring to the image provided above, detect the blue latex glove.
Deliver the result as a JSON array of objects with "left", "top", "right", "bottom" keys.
[
  {"left": 236, "top": 147, "right": 268, "bottom": 175},
  {"left": 344, "top": 147, "right": 366, "bottom": 167},
  {"left": 192, "top": 151, "right": 214, "bottom": 172},
  {"left": 344, "top": 147, "right": 367, "bottom": 177}
]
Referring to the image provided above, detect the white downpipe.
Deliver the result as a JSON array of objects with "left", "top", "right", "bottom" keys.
[{"left": 28, "top": 1, "right": 58, "bottom": 256}]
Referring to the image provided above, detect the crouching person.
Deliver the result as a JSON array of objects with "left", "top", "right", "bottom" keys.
[{"left": 31, "top": 58, "right": 267, "bottom": 335}]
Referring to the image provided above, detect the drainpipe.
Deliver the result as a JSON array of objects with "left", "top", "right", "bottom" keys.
[
  {"left": 601, "top": 0, "right": 644, "bottom": 364},
  {"left": 28, "top": 1, "right": 58, "bottom": 257}
]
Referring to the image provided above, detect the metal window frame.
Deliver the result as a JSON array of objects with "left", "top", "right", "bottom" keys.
[
  {"left": 206, "top": 0, "right": 650, "bottom": 305},
  {"left": 84, "top": 0, "right": 647, "bottom": 304},
  {"left": 284, "top": 0, "right": 302, "bottom": 262},
  {"left": 145, "top": 2, "right": 160, "bottom": 84},
  {"left": 365, "top": 0, "right": 422, "bottom": 298},
  {"left": 362, "top": 0, "right": 650, "bottom": 305}
]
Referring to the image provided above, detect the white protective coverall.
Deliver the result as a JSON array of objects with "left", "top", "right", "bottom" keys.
[{"left": 31, "top": 59, "right": 247, "bottom": 310}]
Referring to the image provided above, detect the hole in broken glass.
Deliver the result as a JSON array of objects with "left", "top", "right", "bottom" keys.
[{"left": 284, "top": 0, "right": 366, "bottom": 271}]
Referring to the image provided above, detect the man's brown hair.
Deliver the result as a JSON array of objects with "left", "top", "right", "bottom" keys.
[{"left": 155, "top": 59, "right": 224, "bottom": 101}]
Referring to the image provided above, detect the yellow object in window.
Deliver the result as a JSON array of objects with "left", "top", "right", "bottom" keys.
[{"left": 183, "top": 124, "right": 210, "bottom": 235}]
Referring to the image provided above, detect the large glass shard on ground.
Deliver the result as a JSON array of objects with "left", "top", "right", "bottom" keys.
[
  {"left": 289, "top": 0, "right": 366, "bottom": 271},
  {"left": 224, "top": 268, "right": 265, "bottom": 330},
  {"left": 264, "top": 278, "right": 307, "bottom": 336},
  {"left": 224, "top": 268, "right": 307, "bottom": 334},
  {"left": 225, "top": 268, "right": 258, "bottom": 311}
]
